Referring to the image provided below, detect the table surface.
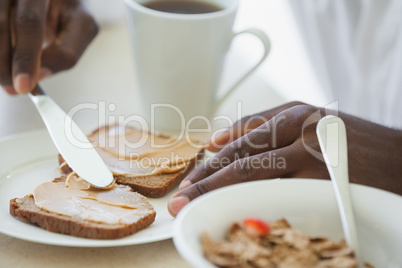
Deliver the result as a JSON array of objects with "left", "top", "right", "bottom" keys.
[{"left": 0, "top": 19, "right": 286, "bottom": 268}]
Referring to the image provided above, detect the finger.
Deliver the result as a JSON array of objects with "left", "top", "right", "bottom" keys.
[
  {"left": 2, "top": 85, "right": 17, "bottom": 95},
  {"left": 180, "top": 106, "right": 312, "bottom": 190},
  {"left": 207, "top": 101, "right": 306, "bottom": 152},
  {"left": 0, "top": 0, "right": 14, "bottom": 94},
  {"left": 207, "top": 114, "right": 269, "bottom": 153},
  {"left": 290, "top": 140, "right": 330, "bottom": 180},
  {"left": 12, "top": 0, "right": 48, "bottom": 94},
  {"left": 41, "top": 8, "right": 98, "bottom": 73},
  {"left": 169, "top": 147, "right": 300, "bottom": 216},
  {"left": 37, "top": 67, "right": 52, "bottom": 81}
]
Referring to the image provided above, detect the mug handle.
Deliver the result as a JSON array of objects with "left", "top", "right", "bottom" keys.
[{"left": 212, "top": 29, "right": 271, "bottom": 115}]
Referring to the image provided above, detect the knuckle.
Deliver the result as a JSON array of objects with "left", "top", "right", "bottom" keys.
[
  {"left": 81, "top": 13, "right": 99, "bottom": 37},
  {"left": 301, "top": 105, "right": 322, "bottom": 119},
  {"left": 195, "top": 182, "right": 210, "bottom": 195},
  {"left": 204, "top": 160, "right": 217, "bottom": 174},
  {"left": 227, "top": 141, "right": 250, "bottom": 160},
  {"left": 241, "top": 115, "right": 264, "bottom": 132},
  {"left": 17, "top": 10, "right": 41, "bottom": 28},
  {"left": 189, "top": 165, "right": 209, "bottom": 183},
  {"left": 287, "top": 101, "right": 306, "bottom": 107},
  {"left": 229, "top": 160, "right": 254, "bottom": 182},
  {"left": 231, "top": 115, "right": 252, "bottom": 135},
  {"left": 288, "top": 104, "right": 319, "bottom": 118},
  {"left": 14, "top": 53, "right": 36, "bottom": 65},
  {"left": 62, "top": 50, "right": 79, "bottom": 69},
  {"left": 300, "top": 104, "right": 317, "bottom": 113}
]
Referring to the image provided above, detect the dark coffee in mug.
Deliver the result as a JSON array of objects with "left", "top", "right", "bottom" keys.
[{"left": 143, "top": 0, "right": 222, "bottom": 14}]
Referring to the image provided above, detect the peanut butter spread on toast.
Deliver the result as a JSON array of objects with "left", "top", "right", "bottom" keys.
[
  {"left": 33, "top": 174, "right": 154, "bottom": 225},
  {"left": 86, "top": 125, "right": 204, "bottom": 177}
]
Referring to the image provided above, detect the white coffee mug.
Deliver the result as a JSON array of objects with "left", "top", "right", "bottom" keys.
[{"left": 125, "top": 0, "right": 270, "bottom": 131}]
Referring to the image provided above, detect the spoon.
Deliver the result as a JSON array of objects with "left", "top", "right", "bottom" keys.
[{"left": 316, "top": 115, "right": 364, "bottom": 268}]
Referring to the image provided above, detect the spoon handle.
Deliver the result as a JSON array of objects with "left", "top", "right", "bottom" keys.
[{"left": 316, "top": 115, "right": 364, "bottom": 267}]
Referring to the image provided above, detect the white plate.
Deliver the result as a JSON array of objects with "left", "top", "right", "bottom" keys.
[
  {"left": 0, "top": 129, "right": 175, "bottom": 247},
  {"left": 174, "top": 179, "right": 402, "bottom": 268}
]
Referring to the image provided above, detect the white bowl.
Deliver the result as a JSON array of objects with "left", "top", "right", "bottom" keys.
[{"left": 173, "top": 179, "right": 402, "bottom": 268}]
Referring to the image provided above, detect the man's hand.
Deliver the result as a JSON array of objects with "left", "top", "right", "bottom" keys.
[
  {"left": 0, "top": 0, "right": 98, "bottom": 95},
  {"left": 168, "top": 102, "right": 402, "bottom": 216}
]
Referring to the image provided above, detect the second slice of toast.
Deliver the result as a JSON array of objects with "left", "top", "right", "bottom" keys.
[
  {"left": 59, "top": 154, "right": 198, "bottom": 197},
  {"left": 59, "top": 125, "right": 204, "bottom": 198}
]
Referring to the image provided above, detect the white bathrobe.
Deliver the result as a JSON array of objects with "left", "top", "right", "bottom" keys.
[{"left": 288, "top": 0, "right": 402, "bottom": 128}]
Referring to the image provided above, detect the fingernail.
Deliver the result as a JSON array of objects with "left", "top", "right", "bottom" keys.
[
  {"left": 14, "top": 73, "right": 32, "bottom": 94},
  {"left": 3, "top": 86, "right": 17, "bottom": 96},
  {"left": 179, "top": 180, "right": 191, "bottom": 190},
  {"left": 215, "top": 130, "right": 231, "bottom": 144},
  {"left": 168, "top": 196, "right": 189, "bottom": 216},
  {"left": 214, "top": 131, "right": 227, "bottom": 141},
  {"left": 38, "top": 67, "right": 52, "bottom": 81},
  {"left": 206, "top": 142, "right": 222, "bottom": 152}
]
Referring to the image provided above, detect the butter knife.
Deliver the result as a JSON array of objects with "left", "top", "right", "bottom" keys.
[{"left": 28, "top": 85, "right": 114, "bottom": 188}]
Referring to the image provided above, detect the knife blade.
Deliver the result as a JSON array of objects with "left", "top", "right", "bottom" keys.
[{"left": 28, "top": 85, "right": 114, "bottom": 188}]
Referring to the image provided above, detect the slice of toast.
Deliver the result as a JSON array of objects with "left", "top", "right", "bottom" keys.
[
  {"left": 10, "top": 177, "right": 156, "bottom": 239},
  {"left": 58, "top": 125, "right": 204, "bottom": 198},
  {"left": 59, "top": 154, "right": 199, "bottom": 198}
]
